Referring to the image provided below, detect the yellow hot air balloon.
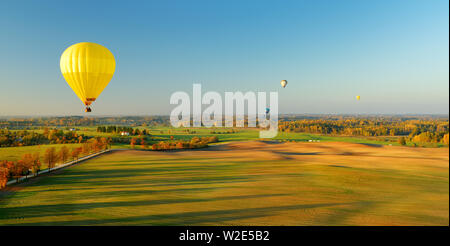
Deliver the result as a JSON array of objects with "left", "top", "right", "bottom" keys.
[
  {"left": 356, "top": 95, "right": 361, "bottom": 101},
  {"left": 60, "top": 42, "right": 116, "bottom": 112},
  {"left": 280, "top": 80, "right": 288, "bottom": 88}
]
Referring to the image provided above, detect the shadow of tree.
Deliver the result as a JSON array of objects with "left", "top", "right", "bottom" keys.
[
  {"left": 2, "top": 201, "right": 360, "bottom": 226},
  {"left": 0, "top": 193, "right": 291, "bottom": 221}
]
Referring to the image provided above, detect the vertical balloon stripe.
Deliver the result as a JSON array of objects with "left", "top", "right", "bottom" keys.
[{"left": 62, "top": 47, "right": 84, "bottom": 102}]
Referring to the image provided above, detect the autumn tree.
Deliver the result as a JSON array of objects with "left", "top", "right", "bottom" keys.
[
  {"left": 0, "top": 160, "right": 11, "bottom": 188},
  {"left": 81, "top": 143, "right": 91, "bottom": 156},
  {"left": 71, "top": 147, "right": 82, "bottom": 160},
  {"left": 190, "top": 137, "right": 200, "bottom": 145},
  {"left": 398, "top": 137, "right": 407, "bottom": 146},
  {"left": 443, "top": 133, "right": 449, "bottom": 145},
  {"left": 1, "top": 161, "right": 14, "bottom": 178},
  {"left": 12, "top": 161, "right": 24, "bottom": 182},
  {"left": 100, "top": 137, "right": 108, "bottom": 150},
  {"left": 90, "top": 138, "right": 99, "bottom": 152},
  {"left": 151, "top": 144, "right": 158, "bottom": 150},
  {"left": 140, "top": 138, "right": 147, "bottom": 149},
  {"left": 43, "top": 147, "right": 58, "bottom": 171},
  {"left": 130, "top": 138, "right": 137, "bottom": 149},
  {"left": 59, "top": 146, "right": 70, "bottom": 163},
  {"left": 31, "top": 152, "right": 41, "bottom": 176},
  {"left": 176, "top": 141, "right": 184, "bottom": 149},
  {"left": 21, "top": 153, "right": 34, "bottom": 174},
  {"left": 0, "top": 167, "right": 8, "bottom": 188}
]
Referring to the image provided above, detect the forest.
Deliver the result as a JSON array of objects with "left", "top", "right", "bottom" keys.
[{"left": 278, "top": 118, "right": 449, "bottom": 144}]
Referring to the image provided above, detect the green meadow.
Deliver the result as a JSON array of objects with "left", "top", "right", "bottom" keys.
[{"left": 80, "top": 126, "right": 406, "bottom": 145}]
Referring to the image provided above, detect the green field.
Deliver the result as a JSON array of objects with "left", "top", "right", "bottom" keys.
[
  {"left": 78, "top": 126, "right": 415, "bottom": 146},
  {"left": 76, "top": 126, "right": 449, "bottom": 147},
  {"left": 0, "top": 141, "right": 448, "bottom": 225},
  {"left": 3, "top": 128, "right": 404, "bottom": 159}
]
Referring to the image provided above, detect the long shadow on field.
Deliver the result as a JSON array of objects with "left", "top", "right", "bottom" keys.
[
  {"left": 2, "top": 202, "right": 359, "bottom": 225},
  {"left": 274, "top": 151, "right": 321, "bottom": 156},
  {"left": 358, "top": 143, "right": 383, "bottom": 148},
  {"left": 62, "top": 187, "right": 225, "bottom": 199},
  {"left": 35, "top": 174, "right": 254, "bottom": 188},
  {"left": 43, "top": 162, "right": 248, "bottom": 180},
  {"left": 104, "top": 159, "right": 235, "bottom": 166},
  {"left": 318, "top": 201, "right": 378, "bottom": 225},
  {"left": 0, "top": 193, "right": 290, "bottom": 222},
  {"left": 8, "top": 186, "right": 229, "bottom": 198},
  {"left": 30, "top": 164, "right": 256, "bottom": 188}
]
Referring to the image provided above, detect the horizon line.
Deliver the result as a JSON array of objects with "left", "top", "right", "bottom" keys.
[{"left": 1, "top": 113, "right": 449, "bottom": 119}]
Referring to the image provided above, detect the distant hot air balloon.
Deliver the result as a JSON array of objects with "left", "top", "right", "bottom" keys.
[
  {"left": 280, "top": 80, "right": 288, "bottom": 88},
  {"left": 265, "top": 107, "right": 270, "bottom": 114},
  {"left": 356, "top": 96, "right": 361, "bottom": 101},
  {"left": 60, "top": 42, "right": 116, "bottom": 112}
]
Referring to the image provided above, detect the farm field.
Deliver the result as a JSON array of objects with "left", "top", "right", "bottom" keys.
[
  {"left": 3, "top": 128, "right": 412, "bottom": 161},
  {"left": 96, "top": 127, "right": 387, "bottom": 141},
  {"left": 81, "top": 126, "right": 424, "bottom": 147},
  {"left": 76, "top": 126, "right": 450, "bottom": 148},
  {"left": 0, "top": 141, "right": 448, "bottom": 225}
]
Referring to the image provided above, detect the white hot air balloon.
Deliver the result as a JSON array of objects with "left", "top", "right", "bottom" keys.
[{"left": 280, "top": 80, "right": 288, "bottom": 88}]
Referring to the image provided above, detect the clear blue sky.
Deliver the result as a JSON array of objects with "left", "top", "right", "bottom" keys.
[{"left": 0, "top": 0, "right": 448, "bottom": 116}]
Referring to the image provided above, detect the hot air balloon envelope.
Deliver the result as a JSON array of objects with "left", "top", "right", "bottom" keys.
[
  {"left": 280, "top": 80, "right": 288, "bottom": 88},
  {"left": 60, "top": 42, "right": 116, "bottom": 112},
  {"left": 356, "top": 96, "right": 361, "bottom": 100}
]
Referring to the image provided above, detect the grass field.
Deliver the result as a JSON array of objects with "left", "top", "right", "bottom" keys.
[
  {"left": 78, "top": 126, "right": 432, "bottom": 148},
  {"left": 76, "top": 126, "right": 449, "bottom": 147},
  {"left": 0, "top": 141, "right": 448, "bottom": 225}
]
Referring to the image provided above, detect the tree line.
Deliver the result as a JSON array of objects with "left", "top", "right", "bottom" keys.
[
  {"left": 126, "top": 135, "right": 218, "bottom": 150},
  {"left": 0, "top": 116, "right": 171, "bottom": 129},
  {"left": 96, "top": 126, "right": 150, "bottom": 136},
  {"left": 150, "top": 136, "right": 219, "bottom": 150},
  {"left": 278, "top": 119, "right": 449, "bottom": 145},
  {"left": 0, "top": 137, "right": 111, "bottom": 188},
  {"left": 0, "top": 128, "right": 91, "bottom": 147}
]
